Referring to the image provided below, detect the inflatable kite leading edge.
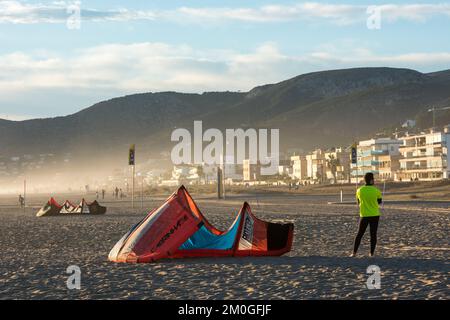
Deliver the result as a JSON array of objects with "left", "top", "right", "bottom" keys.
[{"left": 108, "top": 185, "right": 294, "bottom": 263}]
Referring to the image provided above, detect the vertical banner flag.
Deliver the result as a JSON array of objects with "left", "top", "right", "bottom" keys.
[
  {"left": 351, "top": 143, "right": 357, "bottom": 164},
  {"left": 129, "top": 144, "right": 135, "bottom": 166}
]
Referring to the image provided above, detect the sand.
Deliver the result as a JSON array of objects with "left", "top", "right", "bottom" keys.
[{"left": 0, "top": 193, "right": 448, "bottom": 300}]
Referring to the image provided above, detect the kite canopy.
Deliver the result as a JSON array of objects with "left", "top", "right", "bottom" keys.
[
  {"left": 109, "top": 186, "right": 294, "bottom": 263},
  {"left": 36, "top": 197, "right": 62, "bottom": 217},
  {"left": 77, "top": 199, "right": 91, "bottom": 214},
  {"left": 36, "top": 198, "right": 106, "bottom": 217},
  {"left": 60, "top": 200, "right": 77, "bottom": 214},
  {"left": 87, "top": 200, "right": 107, "bottom": 215}
]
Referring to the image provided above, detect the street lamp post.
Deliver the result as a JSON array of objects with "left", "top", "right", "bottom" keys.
[{"left": 428, "top": 106, "right": 450, "bottom": 128}]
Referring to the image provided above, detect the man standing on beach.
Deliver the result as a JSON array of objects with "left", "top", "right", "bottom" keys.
[
  {"left": 18, "top": 194, "right": 25, "bottom": 208},
  {"left": 351, "top": 172, "right": 382, "bottom": 257}
]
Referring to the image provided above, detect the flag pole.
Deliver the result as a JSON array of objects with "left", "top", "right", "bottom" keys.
[
  {"left": 217, "top": 166, "right": 222, "bottom": 199},
  {"left": 129, "top": 144, "right": 136, "bottom": 209},
  {"left": 351, "top": 143, "right": 358, "bottom": 204},
  {"left": 222, "top": 153, "right": 226, "bottom": 200},
  {"left": 141, "top": 175, "right": 144, "bottom": 209},
  {"left": 132, "top": 165, "right": 135, "bottom": 209}
]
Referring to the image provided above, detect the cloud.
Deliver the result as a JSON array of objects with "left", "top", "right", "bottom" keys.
[
  {"left": 376, "top": 3, "right": 450, "bottom": 22},
  {"left": 173, "top": 3, "right": 362, "bottom": 25},
  {"left": 0, "top": 0, "right": 155, "bottom": 24},
  {"left": 1, "top": 41, "right": 450, "bottom": 96},
  {"left": 1, "top": 41, "right": 450, "bottom": 118},
  {"left": 0, "top": 43, "right": 284, "bottom": 94},
  {"left": 1, "top": 1, "right": 450, "bottom": 25},
  {"left": 171, "top": 3, "right": 450, "bottom": 26}
]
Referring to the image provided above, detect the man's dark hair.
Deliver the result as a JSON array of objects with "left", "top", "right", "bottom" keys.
[{"left": 364, "top": 172, "right": 374, "bottom": 185}]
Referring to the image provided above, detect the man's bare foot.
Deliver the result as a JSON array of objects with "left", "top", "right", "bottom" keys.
[{"left": 350, "top": 253, "right": 356, "bottom": 257}]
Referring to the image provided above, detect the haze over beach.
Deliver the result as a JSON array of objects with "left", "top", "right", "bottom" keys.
[
  {"left": 0, "top": 0, "right": 449, "bottom": 304},
  {"left": 1, "top": 67, "right": 450, "bottom": 194}
]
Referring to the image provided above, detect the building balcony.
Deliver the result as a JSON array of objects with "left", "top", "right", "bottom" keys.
[
  {"left": 398, "top": 169, "right": 446, "bottom": 174},
  {"left": 351, "top": 160, "right": 381, "bottom": 167},
  {"left": 400, "top": 142, "right": 444, "bottom": 150},
  {"left": 399, "top": 154, "right": 444, "bottom": 161},
  {"left": 400, "top": 143, "right": 426, "bottom": 148},
  {"left": 358, "top": 150, "right": 389, "bottom": 157},
  {"left": 398, "top": 166, "right": 446, "bottom": 172}
]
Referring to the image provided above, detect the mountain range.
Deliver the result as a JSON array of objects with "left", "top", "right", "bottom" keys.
[{"left": 1, "top": 67, "right": 450, "bottom": 168}]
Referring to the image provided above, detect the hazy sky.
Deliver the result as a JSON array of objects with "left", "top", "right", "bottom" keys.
[{"left": 1, "top": 0, "right": 450, "bottom": 120}]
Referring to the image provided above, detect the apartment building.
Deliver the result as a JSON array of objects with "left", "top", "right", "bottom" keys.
[
  {"left": 277, "top": 160, "right": 293, "bottom": 177},
  {"left": 290, "top": 155, "right": 307, "bottom": 180},
  {"left": 352, "top": 138, "right": 402, "bottom": 182},
  {"left": 306, "top": 149, "right": 326, "bottom": 183},
  {"left": 397, "top": 128, "right": 450, "bottom": 181},
  {"left": 378, "top": 154, "right": 401, "bottom": 180},
  {"left": 222, "top": 156, "right": 243, "bottom": 181},
  {"left": 243, "top": 159, "right": 261, "bottom": 181}
]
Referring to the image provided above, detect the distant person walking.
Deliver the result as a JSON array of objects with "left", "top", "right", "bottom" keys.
[
  {"left": 96, "top": 191, "right": 99, "bottom": 200},
  {"left": 115, "top": 187, "right": 119, "bottom": 200},
  {"left": 102, "top": 189, "right": 105, "bottom": 200},
  {"left": 351, "top": 172, "right": 382, "bottom": 257},
  {"left": 18, "top": 194, "right": 25, "bottom": 208}
]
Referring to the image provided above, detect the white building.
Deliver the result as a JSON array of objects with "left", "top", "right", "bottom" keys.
[
  {"left": 352, "top": 138, "right": 403, "bottom": 182},
  {"left": 306, "top": 149, "right": 326, "bottom": 183},
  {"left": 243, "top": 160, "right": 261, "bottom": 181},
  {"left": 402, "top": 119, "right": 416, "bottom": 128},
  {"left": 223, "top": 156, "right": 243, "bottom": 181},
  {"left": 290, "top": 155, "right": 307, "bottom": 180},
  {"left": 397, "top": 127, "right": 450, "bottom": 181},
  {"left": 278, "top": 164, "right": 293, "bottom": 177}
]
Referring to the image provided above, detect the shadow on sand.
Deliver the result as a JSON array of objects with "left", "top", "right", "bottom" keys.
[{"left": 158, "top": 255, "right": 449, "bottom": 271}]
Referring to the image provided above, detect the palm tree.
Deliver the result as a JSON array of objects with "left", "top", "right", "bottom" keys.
[
  {"left": 326, "top": 154, "right": 340, "bottom": 184},
  {"left": 196, "top": 165, "right": 204, "bottom": 184}
]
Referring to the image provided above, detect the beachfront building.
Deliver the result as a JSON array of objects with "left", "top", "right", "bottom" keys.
[
  {"left": 378, "top": 154, "right": 401, "bottom": 180},
  {"left": 324, "top": 147, "right": 351, "bottom": 183},
  {"left": 305, "top": 149, "right": 326, "bottom": 183},
  {"left": 170, "top": 164, "right": 210, "bottom": 185},
  {"left": 397, "top": 127, "right": 450, "bottom": 181},
  {"left": 290, "top": 155, "right": 307, "bottom": 180},
  {"left": 164, "top": 162, "right": 243, "bottom": 186},
  {"left": 223, "top": 156, "right": 243, "bottom": 181},
  {"left": 352, "top": 138, "right": 402, "bottom": 182},
  {"left": 278, "top": 160, "right": 293, "bottom": 177},
  {"left": 171, "top": 165, "right": 193, "bottom": 181},
  {"left": 243, "top": 159, "right": 261, "bottom": 181},
  {"left": 402, "top": 119, "right": 416, "bottom": 128}
]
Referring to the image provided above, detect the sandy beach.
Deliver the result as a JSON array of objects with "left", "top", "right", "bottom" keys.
[{"left": 0, "top": 192, "right": 448, "bottom": 300}]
